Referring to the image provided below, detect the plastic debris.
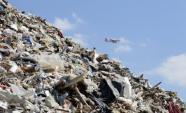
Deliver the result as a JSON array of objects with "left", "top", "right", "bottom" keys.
[
  {"left": 9, "top": 61, "right": 18, "bottom": 73},
  {"left": 22, "top": 34, "right": 33, "bottom": 45},
  {"left": 10, "top": 24, "right": 18, "bottom": 31},
  {"left": 122, "top": 77, "right": 132, "bottom": 99},
  {"left": 0, "top": 3, "right": 5, "bottom": 13},
  {"left": 0, "top": 101, "right": 8, "bottom": 110}
]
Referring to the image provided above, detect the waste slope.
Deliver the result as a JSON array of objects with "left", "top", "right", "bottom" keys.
[{"left": 0, "top": 0, "right": 185, "bottom": 113}]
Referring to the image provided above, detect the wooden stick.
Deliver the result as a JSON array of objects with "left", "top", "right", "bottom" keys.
[{"left": 61, "top": 75, "right": 85, "bottom": 90}]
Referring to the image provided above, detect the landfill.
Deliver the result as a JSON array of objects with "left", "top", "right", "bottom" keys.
[{"left": 0, "top": 0, "right": 185, "bottom": 113}]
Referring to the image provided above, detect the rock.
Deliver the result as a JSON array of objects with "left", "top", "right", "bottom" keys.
[
  {"left": 45, "top": 94, "right": 59, "bottom": 108},
  {"left": 23, "top": 100, "right": 35, "bottom": 110},
  {"left": 83, "top": 78, "right": 98, "bottom": 93},
  {"left": 96, "top": 54, "right": 108, "bottom": 62},
  {"left": 112, "top": 109, "right": 120, "bottom": 113}
]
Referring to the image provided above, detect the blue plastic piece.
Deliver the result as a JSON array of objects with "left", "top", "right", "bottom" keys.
[
  {"left": 0, "top": 5, "right": 4, "bottom": 12},
  {"left": 22, "top": 35, "right": 33, "bottom": 45}
]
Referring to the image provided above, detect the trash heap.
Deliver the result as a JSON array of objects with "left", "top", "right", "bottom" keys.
[{"left": 0, "top": 0, "right": 185, "bottom": 113}]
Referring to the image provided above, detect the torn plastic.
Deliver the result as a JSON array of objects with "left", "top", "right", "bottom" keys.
[
  {"left": 122, "top": 77, "right": 132, "bottom": 99},
  {"left": 0, "top": 100, "right": 8, "bottom": 110},
  {"left": 9, "top": 61, "right": 18, "bottom": 73},
  {"left": 10, "top": 24, "right": 18, "bottom": 31}
]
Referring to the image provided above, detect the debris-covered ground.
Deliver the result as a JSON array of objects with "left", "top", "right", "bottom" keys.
[{"left": 0, "top": 0, "right": 185, "bottom": 113}]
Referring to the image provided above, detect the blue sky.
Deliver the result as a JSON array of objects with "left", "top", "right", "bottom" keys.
[{"left": 9, "top": 0, "right": 186, "bottom": 101}]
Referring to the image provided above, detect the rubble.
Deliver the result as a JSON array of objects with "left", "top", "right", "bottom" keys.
[{"left": 0, "top": 0, "right": 185, "bottom": 113}]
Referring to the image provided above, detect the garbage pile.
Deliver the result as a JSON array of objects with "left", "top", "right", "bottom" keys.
[{"left": 0, "top": 0, "right": 185, "bottom": 113}]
